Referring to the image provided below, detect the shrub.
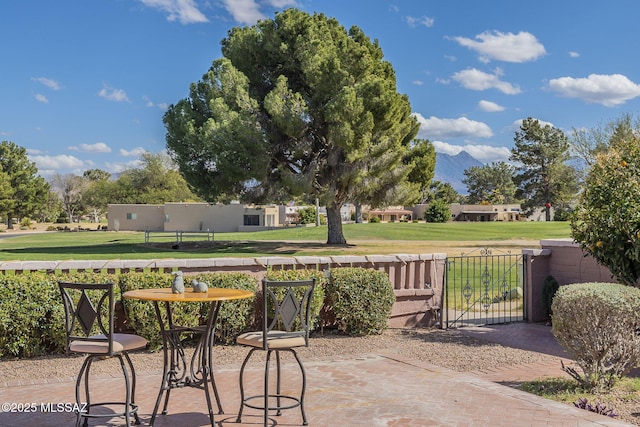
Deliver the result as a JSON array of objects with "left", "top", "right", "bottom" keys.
[
  {"left": 424, "top": 200, "right": 450, "bottom": 223},
  {"left": 570, "top": 142, "right": 640, "bottom": 286},
  {"left": 0, "top": 271, "right": 117, "bottom": 358},
  {"left": 541, "top": 275, "right": 559, "bottom": 319},
  {"left": 368, "top": 215, "right": 380, "bottom": 223},
  {"left": 573, "top": 398, "right": 618, "bottom": 418},
  {"left": 19, "top": 218, "right": 33, "bottom": 230},
  {"left": 551, "top": 282, "right": 640, "bottom": 389},
  {"left": 325, "top": 267, "right": 395, "bottom": 335}
]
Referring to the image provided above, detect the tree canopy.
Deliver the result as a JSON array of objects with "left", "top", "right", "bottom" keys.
[
  {"left": 0, "top": 141, "right": 50, "bottom": 228},
  {"left": 509, "top": 118, "right": 578, "bottom": 219},
  {"left": 463, "top": 162, "right": 517, "bottom": 204},
  {"left": 163, "top": 9, "right": 421, "bottom": 244},
  {"left": 571, "top": 136, "right": 640, "bottom": 286}
]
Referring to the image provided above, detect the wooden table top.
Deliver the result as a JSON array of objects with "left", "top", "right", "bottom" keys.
[{"left": 122, "top": 287, "right": 254, "bottom": 302}]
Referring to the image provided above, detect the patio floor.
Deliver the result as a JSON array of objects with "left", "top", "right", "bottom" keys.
[{"left": 0, "top": 323, "right": 634, "bottom": 426}]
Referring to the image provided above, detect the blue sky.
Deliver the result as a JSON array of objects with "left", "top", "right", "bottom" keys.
[{"left": 2, "top": 1, "right": 640, "bottom": 178}]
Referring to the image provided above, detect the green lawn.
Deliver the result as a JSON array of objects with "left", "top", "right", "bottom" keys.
[{"left": 0, "top": 221, "right": 572, "bottom": 261}]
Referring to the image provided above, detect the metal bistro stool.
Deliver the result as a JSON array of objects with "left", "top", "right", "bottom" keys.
[
  {"left": 59, "top": 281, "right": 148, "bottom": 427},
  {"left": 236, "top": 278, "right": 316, "bottom": 427}
]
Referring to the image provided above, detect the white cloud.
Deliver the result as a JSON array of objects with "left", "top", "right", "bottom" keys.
[
  {"left": 265, "top": 0, "right": 297, "bottom": 7},
  {"left": 478, "top": 100, "right": 505, "bottom": 112},
  {"left": 143, "top": 96, "right": 169, "bottom": 110},
  {"left": 31, "top": 77, "right": 61, "bottom": 90},
  {"left": 68, "top": 142, "right": 112, "bottom": 153},
  {"left": 138, "top": 0, "right": 208, "bottom": 24},
  {"left": 35, "top": 93, "right": 49, "bottom": 104},
  {"left": 451, "top": 31, "right": 546, "bottom": 63},
  {"left": 223, "top": 0, "right": 265, "bottom": 24},
  {"left": 432, "top": 140, "right": 511, "bottom": 163},
  {"left": 412, "top": 80, "right": 424, "bottom": 86},
  {"left": 451, "top": 68, "right": 521, "bottom": 95},
  {"left": 414, "top": 113, "right": 493, "bottom": 139},
  {"left": 510, "top": 118, "right": 556, "bottom": 134},
  {"left": 120, "top": 147, "right": 148, "bottom": 157},
  {"left": 569, "top": 51, "right": 580, "bottom": 58},
  {"left": 406, "top": 16, "right": 435, "bottom": 28},
  {"left": 105, "top": 159, "right": 143, "bottom": 174},
  {"left": 548, "top": 74, "right": 640, "bottom": 107},
  {"left": 30, "top": 154, "right": 87, "bottom": 175},
  {"left": 98, "top": 85, "right": 130, "bottom": 102}
]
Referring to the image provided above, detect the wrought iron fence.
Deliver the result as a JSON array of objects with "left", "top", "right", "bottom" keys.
[{"left": 444, "top": 248, "right": 526, "bottom": 328}]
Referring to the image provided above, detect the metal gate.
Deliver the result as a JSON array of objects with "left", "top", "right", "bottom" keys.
[{"left": 444, "top": 249, "right": 527, "bottom": 328}]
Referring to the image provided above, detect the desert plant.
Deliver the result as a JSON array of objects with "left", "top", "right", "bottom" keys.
[
  {"left": 325, "top": 267, "right": 395, "bottom": 335},
  {"left": 552, "top": 282, "right": 640, "bottom": 389},
  {"left": 573, "top": 398, "right": 618, "bottom": 418}
]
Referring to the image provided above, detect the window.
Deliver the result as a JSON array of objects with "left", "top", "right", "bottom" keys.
[
  {"left": 244, "top": 215, "right": 260, "bottom": 226},
  {"left": 164, "top": 214, "right": 170, "bottom": 223},
  {"left": 126, "top": 213, "right": 137, "bottom": 220}
]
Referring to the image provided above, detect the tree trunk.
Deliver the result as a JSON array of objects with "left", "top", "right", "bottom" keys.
[
  {"left": 326, "top": 204, "right": 346, "bottom": 245},
  {"left": 6, "top": 218, "right": 12, "bottom": 230},
  {"left": 355, "top": 204, "right": 362, "bottom": 223}
]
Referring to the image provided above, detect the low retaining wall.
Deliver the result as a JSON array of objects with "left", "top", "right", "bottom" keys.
[
  {"left": 0, "top": 254, "right": 447, "bottom": 328},
  {"left": 524, "top": 238, "right": 616, "bottom": 323}
]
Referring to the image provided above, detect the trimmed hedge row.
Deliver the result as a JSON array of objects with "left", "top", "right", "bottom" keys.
[{"left": 0, "top": 267, "right": 394, "bottom": 359}]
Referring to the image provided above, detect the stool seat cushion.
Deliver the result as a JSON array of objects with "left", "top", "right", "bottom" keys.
[
  {"left": 237, "top": 330, "right": 306, "bottom": 349},
  {"left": 70, "top": 333, "right": 148, "bottom": 354}
]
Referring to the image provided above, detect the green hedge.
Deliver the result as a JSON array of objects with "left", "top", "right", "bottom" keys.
[
  {"left": 552, "top": 282, "right": 640, "bottom": 389},
  {"left": 0, "top": 266, "right": 398, "bottom": 359},
  {"left": 325, "top": 267, "right": 395, "bottom": 335},
  {"left": 0, "top": 271, "right": 118, "bottom": 358}
]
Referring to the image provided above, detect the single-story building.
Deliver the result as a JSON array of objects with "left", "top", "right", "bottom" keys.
[
  {"left": 449, "top": 204, "right": 522, "bottom": 222},
  {"left": 107, "top": 203, "right": 279, "bottom": 233},
  {"left": 367, "top": 207, "right": 414, "bottom": 222}
]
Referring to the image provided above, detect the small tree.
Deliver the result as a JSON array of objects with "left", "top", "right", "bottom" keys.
[
  {"left": 510, "top": 118, "right": 579, "bottom": 219},
  {"left": 571, "top": 138, "right": 640, "bottom": 286},
  {"left": 424, "top": 200, "right": 450, "bottom": 223}
]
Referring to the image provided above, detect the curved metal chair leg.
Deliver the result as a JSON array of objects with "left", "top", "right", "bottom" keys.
[
  {"left": 264, "top": 350, "right": 272, "bottom": 427},
  {"left": 75, "top": 357, "right": 92, "bottom": 427},
  {"left": 116, "top": 355, "right": 132, "bottom": 427},
  {"left": 292, "top": 350, "right": 308, "bottom": 426},
  {"left": 236, "top": 347, "right": 256, "bottom": 423},
  {"left": 275, "top": 350, "right": 282, "bottom": 416},
  {"left": 83, "top": 357, "right": 94, "bottom": 427},
  {"left": 123, "top": 352, "right": 141, "bottom": 425}
]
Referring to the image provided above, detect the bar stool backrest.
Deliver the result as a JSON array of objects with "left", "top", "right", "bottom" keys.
[
  {"left": 58, "top": 281, "right": 115, "bottom": 356},
  {"left": 262, "top": 278, "right": 315, "bottom": 349}
]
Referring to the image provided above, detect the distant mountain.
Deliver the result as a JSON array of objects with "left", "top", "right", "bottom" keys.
[{"left": 434, "top": 151, "right": 484, "bottom": 195}]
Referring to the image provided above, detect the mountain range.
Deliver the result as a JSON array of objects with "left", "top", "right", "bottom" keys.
[{"left": 433, "top": 151, "right": 484, "bottom": 195}]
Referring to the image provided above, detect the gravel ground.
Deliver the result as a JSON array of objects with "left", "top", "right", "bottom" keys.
[
  {"left": 0, "top": 328, "right": 556, "bottom": 382},
  {"left": 4, "top": 328, "right": 639, "bottom": 425}
]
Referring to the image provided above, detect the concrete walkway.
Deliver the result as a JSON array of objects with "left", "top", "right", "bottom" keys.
[{"left": 0, "top": 323, "right": 633, "bottom": 427}]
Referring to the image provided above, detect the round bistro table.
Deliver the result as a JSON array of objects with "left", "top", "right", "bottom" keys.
[{"left": 122, "top": 287, "right": 254, "bottom": 427}]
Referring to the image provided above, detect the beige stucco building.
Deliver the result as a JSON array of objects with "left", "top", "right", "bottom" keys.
[
  {"left": 107, "top": 203, "right": 279, "bottom": 233},
  {"left": 448, "top": 204, "right": 523, "bottom": 222}
]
